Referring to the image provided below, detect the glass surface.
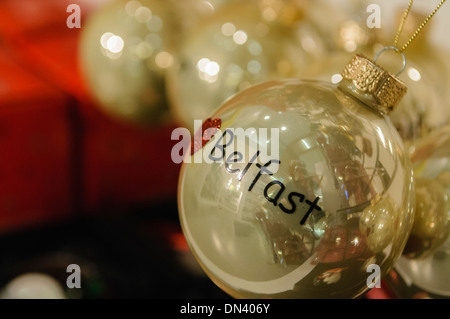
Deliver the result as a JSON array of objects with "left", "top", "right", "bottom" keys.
[{"left": 178, "top": 79, "right": 415, "bottom": 298}]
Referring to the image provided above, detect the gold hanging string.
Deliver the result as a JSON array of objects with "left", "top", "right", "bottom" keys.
[{"left": 393, "top": 0, "right": 447, "bottom": 52}]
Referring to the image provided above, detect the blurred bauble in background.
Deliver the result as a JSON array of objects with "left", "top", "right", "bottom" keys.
[
  {"left": 393, "top": 9, "right": 450, "bottom": 108},
  {"left": 0, "top": 273, "right": 66, "bottom": 299},
  {"left": 380, "top": 54, "right": 444, "bottom": 143},
  {"left": 300, "top": 6, "right": 450, "bottom": 144},
  {"left": 402, "top": 177, "right": 449, "bottom": 259},
  {"left": 79, "top": 0, "right": 177, "bottom": 126},
  {"left": 166, "top": 0, "right": 325, "bottom": 132},
  {"left": 402, "top": 125, "right": 450, "bottom": 259}
]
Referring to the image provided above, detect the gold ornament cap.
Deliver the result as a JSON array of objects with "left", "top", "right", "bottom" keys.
[{"left": 339, "top": 53, "right": 407, "bottom": 115}]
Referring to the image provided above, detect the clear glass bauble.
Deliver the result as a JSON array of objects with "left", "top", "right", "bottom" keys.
[
  {"left": 166, "top": 1, "right": 325, "bottom": 132},
  {"left": 79, "top": 0, "right": 176, "bottom": 125},
  {"left": 168, "top": 0, "right": 244, "bottom": 32},
  {"left": 178, "top": 79, "right": 415, "bottom": 298}
]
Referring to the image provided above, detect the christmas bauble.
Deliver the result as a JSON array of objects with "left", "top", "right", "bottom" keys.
[
  {"left": 167, "top": 1, "right": 324, "bottom": 132},
  {"left": 391, "top": 125, "right": 450, "bottom": 297},
  {"left": 402, "top": 125, "right": 450, "bottom": 259},
  {"left": 178, "top": 57, "right": 415, "bottom": 298},
  {"left": 79, "top": 0, "right": 176, "bottom": 125},
  {"left": 0, "top": 273, "right": 66, "bottom": 299},
  {"left": 402, "top": 177, "right": 449, "bottom": 259},
  {"left": 302, "top": 51, "right": 444, "bottom": 144}
]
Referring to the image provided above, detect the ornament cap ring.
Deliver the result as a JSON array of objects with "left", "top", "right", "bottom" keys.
[
  {"left": 340, "top": 54, "right": 408, "bottom": 114},
  {"left": 374, "top": 46, "right": 406, "bottom": 77}
]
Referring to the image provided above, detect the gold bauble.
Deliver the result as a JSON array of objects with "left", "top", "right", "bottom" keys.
[
  {"left": 79, "top": 0, "right": 176, "bottom": 125},
  {"left": 167, "top": 1, "right": 325, "bottom": 132}
]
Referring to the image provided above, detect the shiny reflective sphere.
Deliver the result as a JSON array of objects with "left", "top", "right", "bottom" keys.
[
  {"left": 79, "top": 0, "right": 175, "bottom": 125},
  {"left": 395, "top": 125, "right": 450, "bottom": 297},
  {"left": 178, "top": 79, "right": 415, "bottom": 298},
  {"left": 167, "top": 2, "right": 323, "bottom": 132}
]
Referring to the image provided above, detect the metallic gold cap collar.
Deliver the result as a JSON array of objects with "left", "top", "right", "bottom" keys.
[{"left": 339, "top": 54, "right": 407, "bottom": 115}]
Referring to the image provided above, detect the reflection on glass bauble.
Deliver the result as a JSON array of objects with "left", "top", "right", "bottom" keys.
[
  {"left": 167, "top": 1, "right": 324, "bottom": 132},
  {"left": 79, "top": 0, "right": 176, "bottom": 125},
  {"left": 178, "top": 79, "right": 415, "bottom": 298}
]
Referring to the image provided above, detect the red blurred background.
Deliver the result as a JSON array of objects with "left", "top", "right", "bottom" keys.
[{"left": 0, "top": 0, "right": 181, "bottom": 233}]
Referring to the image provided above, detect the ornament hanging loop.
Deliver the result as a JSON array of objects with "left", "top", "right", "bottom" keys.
[
  {"left": 374, "top": 46, "right": 406, "bottom": 77},
  {"left": 393, "top": 0, "right": 447, "bottom": 52}
]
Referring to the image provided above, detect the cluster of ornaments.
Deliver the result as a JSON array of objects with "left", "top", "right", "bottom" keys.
[{"left": 79, "top": 0, "right": 450, "bottom": 298}]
